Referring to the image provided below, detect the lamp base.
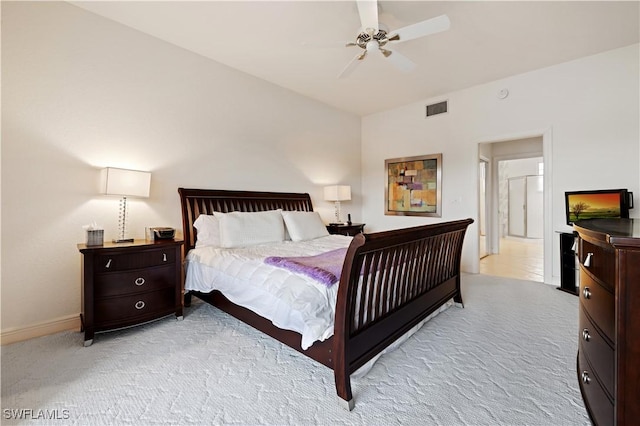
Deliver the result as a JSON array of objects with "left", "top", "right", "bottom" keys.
[{"left": 112, "top": 238, "right": 134, "bottom": 243}]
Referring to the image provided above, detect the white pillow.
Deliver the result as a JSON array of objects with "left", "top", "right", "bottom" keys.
[
  {"left": 215, "top": 210, "right": 285, "bottom": 248},
  {"left": 193, "top": 214, "right": 221, "bottom": 248},
  {"left": 281, "top": 211, "right": 329, "bottom": 242}
]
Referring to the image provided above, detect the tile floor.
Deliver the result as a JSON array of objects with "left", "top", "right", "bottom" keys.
[{"left": 479, "top": 236, "right": 544, "bottom": 282}]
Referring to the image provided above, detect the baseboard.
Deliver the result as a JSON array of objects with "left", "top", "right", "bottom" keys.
[{"left": 1, "top": 314, "right": 81, "bottom": 345}]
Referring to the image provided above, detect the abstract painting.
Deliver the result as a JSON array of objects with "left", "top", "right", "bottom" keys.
[{"left": 385, "top": 153, "right": 442, "bottom": 217}]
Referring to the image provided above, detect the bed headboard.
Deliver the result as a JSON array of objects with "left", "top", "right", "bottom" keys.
[{"left": 178, "top": 188, "right": 314, "bottom": 252}]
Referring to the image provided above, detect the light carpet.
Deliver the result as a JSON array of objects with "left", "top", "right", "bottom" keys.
[{"left": 1, "top": 274, "right": 590, "bottom": 425}]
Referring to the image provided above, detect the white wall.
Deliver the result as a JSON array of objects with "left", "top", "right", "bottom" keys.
[
  {"left": 361, "top": 44, "right": 640, "bottom": 277},
  {"left": 1, "top": 2, "right": 361, "bottom": 340},
  {"left": 3, "top": 2, "right": 638, "bottom": 342}
]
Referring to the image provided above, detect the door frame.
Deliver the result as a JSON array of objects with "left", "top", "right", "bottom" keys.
[{"left": 477, "top": 127, "right": 553, "bottom": 284}]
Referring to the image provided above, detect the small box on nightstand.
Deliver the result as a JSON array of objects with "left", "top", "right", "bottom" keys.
[{"left": 86, "top": 230, "right": 104, "bottom": 246}]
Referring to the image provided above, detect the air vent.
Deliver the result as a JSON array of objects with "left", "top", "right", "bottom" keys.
[{"left": 426, "top": 100, "right": 448, "bottom": 117}]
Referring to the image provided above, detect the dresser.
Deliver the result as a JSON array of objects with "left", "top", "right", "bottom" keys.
[
  {"left": 78, "top": 239, "right": 184, "bottom": 346},
  {"left": 574, "top": 219, "right": 640, "bottom": 425}
]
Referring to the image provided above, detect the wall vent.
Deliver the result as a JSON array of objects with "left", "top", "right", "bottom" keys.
[{"left": 426, "top": 100, "right": 448, "bottom": 117}]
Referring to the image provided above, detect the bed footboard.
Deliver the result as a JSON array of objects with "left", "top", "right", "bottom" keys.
[{"left": 333, "top": 218, "right": 473, "bottom": 409}]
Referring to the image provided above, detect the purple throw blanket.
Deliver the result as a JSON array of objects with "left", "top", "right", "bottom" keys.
[{"left": 264, "top": 248, "right": 347, "bottom": 287}]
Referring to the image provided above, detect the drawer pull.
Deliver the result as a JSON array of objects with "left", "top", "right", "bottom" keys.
[
  {"left": 163, "top": 253, "right": 167, "bottom": 262},
  {"left": 582, "top": 328, "right": 591, "bottom": 342},
  {"left": 134, "top": 277, "right": 145, "bottom": 286},
  {"left": 584, "top": 252, "right": 593, "bottom": 267},
  {"left": 583, "top": 287, "right": 592, "bottom": 299},
  {"left": 134, "top": 300, "right": 146, "bottom": 310},
  {"left": 581, "top": 371, "right": 591, "bottom": 385},
  {"left": 105, "top": 259, "right": 112, "bottom": 268}
]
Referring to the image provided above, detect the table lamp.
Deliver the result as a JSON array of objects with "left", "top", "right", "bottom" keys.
[
  {"left": 101, "top": 167, "right": 151, "bottom": 243},
  {"left": 324, "top": 185, "right": 351, "bottom": 224}
]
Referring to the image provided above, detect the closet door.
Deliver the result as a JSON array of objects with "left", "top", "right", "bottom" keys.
[
  {"left": 526, "top": 175, "right": 544, "bottom": 238},
  {"left": 508, "top": 177, "right": 526, "bottom": 237}
]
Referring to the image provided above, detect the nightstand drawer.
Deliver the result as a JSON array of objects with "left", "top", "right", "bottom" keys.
[
  {"left": 95, "top": 264, "right": 176, "bottom": 298},
  {"left": 579, "top": 239, "right": 615, "bottom": 290},
  {"left": 579, "top": 272, "right": 615, "bottom": 342},
  {"left": 579, "top": 307, "right": 614, "bottom": 397},
  {"left": 94, "top": 247, "right": 176, "bottom": 272},
  {"left": 94, "top": 288, "right": 175, "bottom": 325}
]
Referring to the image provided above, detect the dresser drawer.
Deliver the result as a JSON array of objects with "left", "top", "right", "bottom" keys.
[
  {"left": 579, "top": 307, "right": 614, "bottom": 398},
  {"left": 94, "top": 288, "right": 175, "bottom": 325},
  {"left": 579, "top": 271, "right": 615, "bottom": 342},
  {"left": 579, "top": 239, "right": 615, "bottom": 290},
  {"left": 94, "top": 264, "right": 176, "bottom": 298},
  {"left": 94, "top": 247, "right": 176, "bottom": 273},
  {"left": 578, "top": 349, "right": 614, "bottom": 426}
]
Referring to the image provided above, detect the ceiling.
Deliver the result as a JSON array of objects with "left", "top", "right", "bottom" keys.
[{"left": 70, "top": 1, "right": 639, "bottom": 116}]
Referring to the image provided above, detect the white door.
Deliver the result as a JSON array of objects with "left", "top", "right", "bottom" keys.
[
  {"left": 508, "top": 177, "right": 526, "bottom": 237},
  {"left": 479, "top": 160, "right": 488, "bottom": 258},
  {"left": 526, "top": 175, "right": 544, "bottom": 238}
]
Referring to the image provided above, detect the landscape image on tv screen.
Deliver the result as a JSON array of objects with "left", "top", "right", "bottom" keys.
[{"left": 566, "top": 191, "right": 624, "bottom": 224}]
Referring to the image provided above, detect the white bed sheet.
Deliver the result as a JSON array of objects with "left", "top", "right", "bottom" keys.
[{"left": 185, "top": 234, "right": 353, "bottom": 350}]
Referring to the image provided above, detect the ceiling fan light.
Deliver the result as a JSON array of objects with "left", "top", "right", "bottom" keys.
[{"left": 366, "top": 40, "right": 379, "bottom": 52}]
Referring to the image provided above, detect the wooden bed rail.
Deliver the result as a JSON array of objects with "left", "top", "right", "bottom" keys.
[{"left": 333, "top": 218, "right": 473, "bottom": 409}]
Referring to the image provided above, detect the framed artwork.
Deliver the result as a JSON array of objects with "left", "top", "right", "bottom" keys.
[{"left": 385, "top": 153, "right": 442, "bottom": 217}]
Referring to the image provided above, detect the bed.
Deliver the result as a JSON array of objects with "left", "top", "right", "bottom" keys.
[{"left": 178, "top": 188, "right": 473, "bottom": 410}]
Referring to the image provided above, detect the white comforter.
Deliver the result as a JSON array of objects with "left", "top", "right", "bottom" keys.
[{"left": 184, "top": 235, "right": 353, "bottom": 349}]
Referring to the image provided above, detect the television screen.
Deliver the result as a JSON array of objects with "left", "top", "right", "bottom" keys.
[{"left": 565, "top": 189, "right": 631, "bottom": 225}]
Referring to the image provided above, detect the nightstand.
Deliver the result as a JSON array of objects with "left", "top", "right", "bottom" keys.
[
  {"left": 78, "top": 238, "right": 184, "bottom": 346},
  {"left": 326, "top": 223, "right": 365, "bottom": 236}
]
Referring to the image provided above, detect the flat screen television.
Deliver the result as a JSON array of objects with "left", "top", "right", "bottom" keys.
[{"left": 565, "top": 189, "right": 633, "bottom": 225}]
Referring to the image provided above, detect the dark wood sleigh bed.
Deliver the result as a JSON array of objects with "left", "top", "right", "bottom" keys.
[{"left": 178, "top": 188, "right": 473, "bottom": 410}]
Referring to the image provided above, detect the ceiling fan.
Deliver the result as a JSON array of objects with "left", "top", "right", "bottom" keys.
[{"left": 338, "top": 0, "right": 450, "bottom": 78}]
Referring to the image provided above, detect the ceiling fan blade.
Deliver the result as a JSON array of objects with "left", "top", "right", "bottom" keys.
[
  {"left": 384, "top": 49, "right": 416, "bottom": 73},
  {"left": 356, "top": 0, "right": 379, "bottom": 34},
  {"left": 301, "top": 40, "right": 353, "bottom": 48},
  {"left": 337, "top": 51, "right": 367, "bottom": 79},
  {"left": 388, "top": 14, "right": 450, "bottom": 43},
  {"left": 379, "top": 48, "right": 392, "bottom": 58}
]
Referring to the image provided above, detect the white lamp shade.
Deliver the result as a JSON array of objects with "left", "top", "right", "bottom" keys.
[
  {"left": 324, "top": 185, "right": 351, "bottom": 201},
  {"left": 101, "top": 167, "right": 151, "bottom": 198}
]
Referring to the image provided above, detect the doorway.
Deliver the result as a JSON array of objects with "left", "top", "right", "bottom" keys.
[{"left": 478, "top": 137, "right": 546, "bottom": 282}]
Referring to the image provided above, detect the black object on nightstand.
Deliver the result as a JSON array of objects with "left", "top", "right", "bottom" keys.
[
  {"left": 326, "top": 223, "right": 365, "bottom": 237},
  {"left": 77, "top": 238, "right": 184, "bottom": 346}
]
